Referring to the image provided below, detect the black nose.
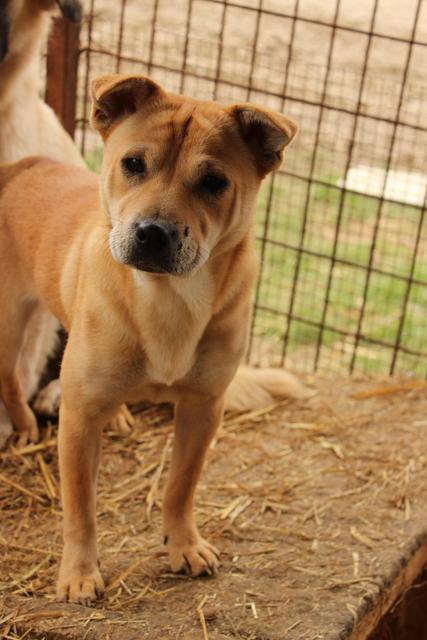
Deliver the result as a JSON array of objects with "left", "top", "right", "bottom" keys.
[
  {"left": 134, "top": 221, "right": 179, "bottom": 266},
  {"left": 136, "top": 222, "right": 170, "bottom": 248}
]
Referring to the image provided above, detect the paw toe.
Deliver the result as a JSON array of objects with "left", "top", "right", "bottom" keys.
[
  {"left": 110, "top": 405, "right": 135, "bottom": 435},
  {"left": 57, "top": 570, "right": 104, "bottom": 605},
  {"left": 169, "top": 538, "right": 220, "bottom": 577}
]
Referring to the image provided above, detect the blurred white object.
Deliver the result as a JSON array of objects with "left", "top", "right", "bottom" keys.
[{"left": 338, "top": 166, "right": 427, "bottom": 207}]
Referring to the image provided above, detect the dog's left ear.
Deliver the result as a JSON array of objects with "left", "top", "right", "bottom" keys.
[
  {"left": 55, "top": 0, "right": 82, "bottom": 23},
  {"left": 230, "top": 104, "right": 298, "bottom": 176},
  {"left": 91, "top": 74, "right": 164, "bottom": 138}
]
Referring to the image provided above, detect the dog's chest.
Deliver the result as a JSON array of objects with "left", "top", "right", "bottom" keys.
[
  {"left": 133, "top": 271, "right": 214, "bottom": 387},
  {"left": 143, "top": 332, "right": 197, "bottom": 386}
]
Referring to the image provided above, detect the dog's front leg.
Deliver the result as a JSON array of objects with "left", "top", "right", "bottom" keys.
[
  {"left": 56, "top": 401, "right": 106, "bottom": 604},
  {"left": 163, "top": 393, "right": 224, "bottom": 576}
]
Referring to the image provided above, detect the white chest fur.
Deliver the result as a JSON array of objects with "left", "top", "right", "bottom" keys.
[{"left": 132, "top": 268, "right": 214, "bottom": 386}]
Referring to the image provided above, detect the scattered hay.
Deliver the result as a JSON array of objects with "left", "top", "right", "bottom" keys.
[{"left": 0, "top": 375, "right": 427, "bottom": 639}]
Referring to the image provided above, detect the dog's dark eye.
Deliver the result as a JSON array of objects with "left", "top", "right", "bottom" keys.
[
  {"left": 122, "top": 156, "right": 146, "bottom": 176},
  {"left": 199, "top": 173, "right": 228, "bottom": 195}
]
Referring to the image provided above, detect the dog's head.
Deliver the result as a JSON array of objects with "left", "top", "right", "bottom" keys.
[
  {"left": 91, "top": 74, "right": 298, "bottom": 276},
  {"left": 0, "top": 0, "right": 82, "bottom": 64}
]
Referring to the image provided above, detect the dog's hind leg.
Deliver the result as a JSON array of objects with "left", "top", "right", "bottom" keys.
[
  {"left": 0, "top": 301, "right": 40, "bottom": 447},
  {"left": 33, "top": 377, "right": 61, "bottom": 416},
  {"left": 20, "top": 308, "right": 60, "bottom": 401},
  {"left": 1, "top": 369, "right": 39, "bottom": 447},
  {"left": 0, "top": 403, "right": 13, "bottom": 449}
]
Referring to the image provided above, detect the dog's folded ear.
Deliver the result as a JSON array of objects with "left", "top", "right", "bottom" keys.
[
  {"left": 55, "top": 0, "right": 82, "bottom": 22},
  {"left": 91, "top": 74, "right": 164, "bottom": 138},
  {"left": 230, "top": 104, "right": 298, "bottom": 176}
]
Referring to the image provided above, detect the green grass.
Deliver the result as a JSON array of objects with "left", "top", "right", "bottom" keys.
[
  {"left": 253, "top": 174, "right": 427, "bottom": 375},
  {"left": 85, "top": 146, "right": 103, "bottom": 173},
  {"left": 85, "top": 146, "right": 426, "bottom": 375}
]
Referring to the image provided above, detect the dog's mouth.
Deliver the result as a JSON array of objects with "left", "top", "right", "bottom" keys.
[
  {"left": 108, "top": 221, "right": 204, "bottom": 277},
  {"left": 131, "top": 259, "right": 176, "bottom": 275},
  {"left": 130, "top": 249, "right": 203, "bottom": 276}
]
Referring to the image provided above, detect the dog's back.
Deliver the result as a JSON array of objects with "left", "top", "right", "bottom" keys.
[
  {"left": 0, "top": 156, "right": 43, "bottom": 193},
  {"left": 0, "top": 156, "right": 99, "bottom": 239},
  {"left": 0, "top": 157, "right": 57, "bottom": 306},
  {"left": 0, "top": 157, "right": 101, "bottom": 325},
  {"left": 0, "top": 2, "right": 85, "bottom": 449}
]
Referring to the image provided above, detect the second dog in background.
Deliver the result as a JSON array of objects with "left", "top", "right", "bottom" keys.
[{"left": 0, "top": 0, "right": 84, "bottom": 446}]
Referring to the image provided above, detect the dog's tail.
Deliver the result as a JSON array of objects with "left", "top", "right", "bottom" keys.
[{"left": 224, "top": 365, "right": 312, "bottom": 413}]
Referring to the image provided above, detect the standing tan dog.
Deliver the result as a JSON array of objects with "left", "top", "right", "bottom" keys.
[
  {"left": 0, "top": 0, "right": 84, "bottom": 446},
  {"left": 0, "top": 74, "right": 299, "bottom": 603},
  {"left": 0, "top": 1, "right": 306, "bottom": 447}
]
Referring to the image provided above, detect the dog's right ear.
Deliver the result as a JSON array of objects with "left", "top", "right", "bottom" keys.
[
  {"left": 230, "top": 104, "right": 298, "bottom": 176},
  {"left": 90, "top": 74, "right": 164, "bottom": 138},
  {"left": 0, "top": 5, "right": 9, "bottom": 63}
]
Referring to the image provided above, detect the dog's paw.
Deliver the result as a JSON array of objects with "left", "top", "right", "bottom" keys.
[
  {"left": 166, "top": 534, "right": 220, "bottom": 577},
  {"left": 16, "top": 409, "right": 39, "bottom": 448},
  {"left": 0, "top": 404, "right": 13, "bottom": 449},
  {"left": 33, "top": 379, "right": 61, "bottom": 416},
  {"left": 57, "top": 567, "right": 104, "bottom": 605},
  {"left": 109, "top": 404, "right": 135, "bottom": 435}
]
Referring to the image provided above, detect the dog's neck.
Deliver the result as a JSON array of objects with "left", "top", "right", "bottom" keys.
[
  {"left": 130, "top": 259, "right": 215, "bottom": 327},
  {"left": 129, "top": 236, "right": 253, "bottom": 317},
  {"left": 126, "top": 266, "right": 212, "bottom": 386},
  {"left": 120, "top": 238, "right": 254, "bottom": 387},
  {"left": 0, "top": 9, "right": 48, "bottom": 106}
]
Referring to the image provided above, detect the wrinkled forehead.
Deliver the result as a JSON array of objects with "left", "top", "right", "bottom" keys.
[
  {"left": 107, "top": 98, "right": 238, "bottom": 165},
  {"left": 166, "top": 100, "right": 222, "bottom": 137}
]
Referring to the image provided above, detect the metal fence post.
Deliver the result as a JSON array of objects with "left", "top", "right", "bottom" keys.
[{"left": 45, "top": 16, "right": 81, "bottom": 139}]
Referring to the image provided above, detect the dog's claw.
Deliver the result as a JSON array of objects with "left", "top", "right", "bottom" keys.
[
  {"left": 183, "top": 553, "right": 192, "bottom": 574},
  {"left": 198, "top": 550, "right": 217, "bottom": 576}
]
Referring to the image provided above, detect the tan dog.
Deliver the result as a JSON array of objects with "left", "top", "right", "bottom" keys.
[
  {"left": 0, "top": 74, "right": 299, "bottom": 603},
  {"left": 0, "top": 0, "right": 85, "bottom": 446},
  {"left": 0, "top": 1, "right": 305, "bottom": 447},
  {"left": 0, "top": 0, "right": 83, "bottom": 164}
]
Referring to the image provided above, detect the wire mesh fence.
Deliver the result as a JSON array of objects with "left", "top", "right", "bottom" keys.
[{"left": 58, "top": 0, "right": 427, "bottom": 376}]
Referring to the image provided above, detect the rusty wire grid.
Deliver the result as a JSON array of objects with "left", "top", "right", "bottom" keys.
[{"left": 47, "top": 0, "right": 427, "bottom": 377}]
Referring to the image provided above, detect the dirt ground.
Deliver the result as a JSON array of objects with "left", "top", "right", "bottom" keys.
[
  {"left": 80, "top": 0, "right": 427, "bottom": 139},
  {"left": 90, "top": 0, "right": 427, "bottom": 78},
  {"left": 1, "top": 375, "right": 427, "bottom": 639}
]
